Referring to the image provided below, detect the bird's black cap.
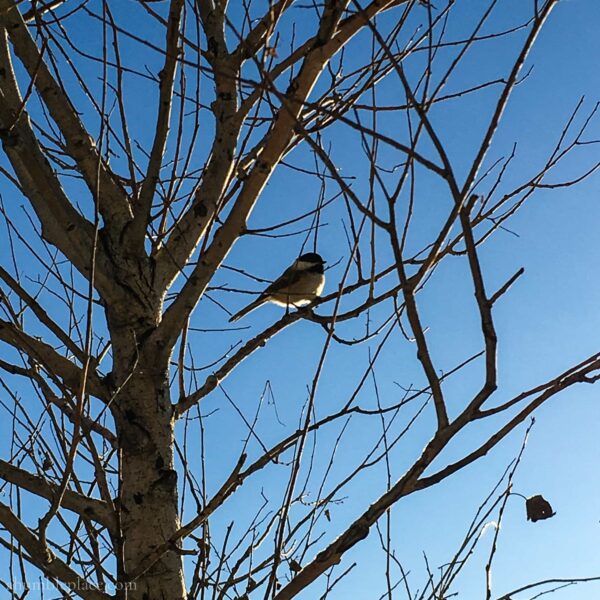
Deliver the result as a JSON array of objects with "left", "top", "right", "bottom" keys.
[{"left": 298, "top": 252, "right": 325, "bottom": 264}]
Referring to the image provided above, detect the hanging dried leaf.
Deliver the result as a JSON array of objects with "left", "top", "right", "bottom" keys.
[
  {"left": 526, "top": 494, "right": 556, "bottom": 522},
  {"left": 289, "top": 558, "right": 302, "bottom": 573},
  {"left": 41, "top": 453, "right": 53, "bottom": 471}
]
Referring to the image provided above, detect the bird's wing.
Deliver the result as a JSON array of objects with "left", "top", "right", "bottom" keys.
[
  {"left": 229, "top": 265, "right": 303, "bottom": 322},
  {"left": 263, "top": 265, "right": 303, "bottom": 296}
]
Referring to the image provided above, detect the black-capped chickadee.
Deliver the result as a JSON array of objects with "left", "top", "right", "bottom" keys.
[{"left": 229, "top": 253, "right": 326, "bottom": 322}]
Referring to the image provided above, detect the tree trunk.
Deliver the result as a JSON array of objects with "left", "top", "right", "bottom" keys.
[
  {"left": 107, "top": 295, "right": 186, "bottom": 599},
  {"left": 115, "top": 369, "right": 186, "bottom": 600}
]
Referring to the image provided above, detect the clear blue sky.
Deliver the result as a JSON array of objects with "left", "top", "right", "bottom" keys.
[
  {"left": 206, "top": 2, "right": 600, "bottom": 598},
  {"left": 0, "top": 1, "right": 599, "bottom": 598}
]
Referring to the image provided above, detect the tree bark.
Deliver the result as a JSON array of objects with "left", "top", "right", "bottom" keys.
[
  {"left": 115, "top": 371, "right": 185, "bottom": 599},
  {"left": 108, "top": 304, "right": 186, "bottom": 599}
]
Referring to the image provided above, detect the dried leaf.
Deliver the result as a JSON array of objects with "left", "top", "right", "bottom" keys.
[
  {"left": 526, "top": 494, "right": 555, "bottom": 522},
  {"left": 41, "top": 454, "right": 53, "bottom": 471},
  {"left": 289, "top": 558, "right": 301, "bottom": 573}
]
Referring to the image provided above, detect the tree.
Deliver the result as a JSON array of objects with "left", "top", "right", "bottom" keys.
[{"left": 0, "top": 0, "right": 598, "bottom": 599}]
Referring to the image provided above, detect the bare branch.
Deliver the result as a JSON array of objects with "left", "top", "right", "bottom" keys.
[
  {"left": 0, "top": 0, "right": 132, "bottom": 231},
  {"left": 0, "top": 500, "right": 112, "bottom": 600},
  {"left": 0, "top": 459, "right": 116, "bottom": 533},
  {"left": 0, "top": 319, "right": 107, "bottom": 400}
]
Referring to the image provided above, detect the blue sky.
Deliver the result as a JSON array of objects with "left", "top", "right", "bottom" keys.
[
  {"left": 204, "top": 2, "right": 600, "bottom": 598},
  {"left": 1, "top": 1, "right": 599, "bottom": 598}
]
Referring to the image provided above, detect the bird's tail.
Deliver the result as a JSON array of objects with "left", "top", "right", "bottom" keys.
[{"left": 229, "top": 298, "right": 265, "bottom": 323}]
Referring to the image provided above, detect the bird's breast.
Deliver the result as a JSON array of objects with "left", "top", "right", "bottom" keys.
[{"left": 269, "top": 272, "right": 325, "bottom": 307}]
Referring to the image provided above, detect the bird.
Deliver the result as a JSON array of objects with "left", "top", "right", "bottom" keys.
[{"left": 229, "top": 252, "right": 326, "bottom": 323}]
